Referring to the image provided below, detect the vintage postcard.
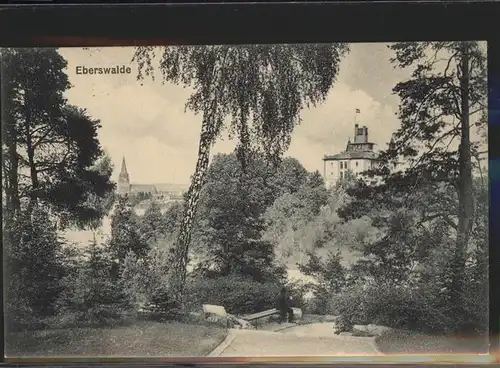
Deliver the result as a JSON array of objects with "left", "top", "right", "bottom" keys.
[{"left": 1, "top": 43, "right": 489, "bottom": 360}]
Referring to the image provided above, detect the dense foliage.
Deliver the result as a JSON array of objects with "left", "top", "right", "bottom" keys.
[
  {"left": 1, "top": 48, "right": 115, "bottom": 229},
  {"left": 299, "top": 42, "right": 488, "bottom": 334},
  {"left": 361, "top": 42, "right": 487, "bottom": 315},
  {"left": 133, "top": 44, "right": 350, "bottom": 298},
  {"left": 4, "top": 206, "right": 66, "bottom": 331},
  {"left": 51, "top": 239, "right": 131, "bottom": 328},
  {"left": 191, "top": 153, "right": 310, "bottom": 282},
  {"left": 109, "top": 196, "right": 148, "bottom": 265},
  {"left": 3, "top": 43, "right": 487, "bottom": 339}
]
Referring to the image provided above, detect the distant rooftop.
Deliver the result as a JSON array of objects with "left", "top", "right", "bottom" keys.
[
  {"left": 323, "top": 150, "right": 379, "bottom": 161},
  {"left": 154, "top": 183, "right": 190, "bottom": 193},
  {"left": 128, "top": 183, "right": 189, "bottom": 194},
  {"left": 324, "top": 123, "right": 380, "bottom": 161},
  {"left": 130, "top": 184, "right": 157, "bottom": 193}
]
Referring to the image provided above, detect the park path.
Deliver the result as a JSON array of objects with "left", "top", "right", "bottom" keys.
[{"left": 213, "top": 322, "right": 382, "bottom": 357}]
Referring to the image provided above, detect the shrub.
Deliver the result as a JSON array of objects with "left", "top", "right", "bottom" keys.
[
  {"left": 457, "top": 245, "right": 489, "bottom": 334},
  {"left": 303, "top": 285, "right": 339, "bottom": 315},
  {"left": 52, "top": 241, "right": 131, "bottom": 328},
  {"left": 297, "top": 249, "right": 349, "bottom": 315},
  {"left": 4, "top": 207, "right": 66, "bottom": 332},
  {"left": 120, "top": 244, "right": 182, "bottom": 320},
  {"left": 333, "top": 282, "right": 460, "bottom": 334},
  {"left": 143, "top": 287, "right": 183, "bottom": 322},
  {"left": 330, "top": 255, "right": 488, "bottom": 336},
  {"left": 185, "top": 275, "right": 282, "bottom": 315},
  {"left": 120, "top": 251, "right": 150, "bottom": 310}
]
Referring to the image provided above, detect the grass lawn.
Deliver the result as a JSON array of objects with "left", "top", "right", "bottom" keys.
[
  {"left": 375, "top": 329, "right": 489, "bottom": 355},
  {"left": 6, "top": 321, "right": 228, "bottom": 357}
]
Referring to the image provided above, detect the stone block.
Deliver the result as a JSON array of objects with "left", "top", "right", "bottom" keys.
[{"left": 202, "top": 304, "right": 227, "bottom": 318}]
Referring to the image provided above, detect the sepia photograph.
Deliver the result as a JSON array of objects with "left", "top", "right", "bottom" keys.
[{"left": 1, "top": 42, "right": 489, "bottom": 359}]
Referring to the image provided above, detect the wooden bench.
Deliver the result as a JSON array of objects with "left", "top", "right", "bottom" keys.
[{"left": 241, "top": 308, "right": 280, "bottom": 322}]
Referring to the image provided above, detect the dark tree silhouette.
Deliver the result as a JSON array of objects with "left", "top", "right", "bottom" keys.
[{"left": 1, "top": 48, "right": 115, "bottom": 229}]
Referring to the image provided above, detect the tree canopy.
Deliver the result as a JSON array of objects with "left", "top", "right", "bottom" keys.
[
  {"left": 134, "top": 44, "right": 349, "bottom": 163},
  {"left": 132, "top": 44, "right": 350, "bottom": 297},
  {"left": 1, "top": 48, "right": 115, "bottom": 229},
  {"left": 339, "top": 42, "right": 487, "bottom": 324}
]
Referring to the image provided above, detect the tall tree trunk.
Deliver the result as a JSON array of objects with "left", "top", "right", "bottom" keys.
[
  {"left": 25, "top": 116, "right": 40, "bottom": 206},
  {"left": 451, "top": 42, "right": 474, "bottom": 312},
  {"left": 1, "top": 78, "right": 19, "bottom": 219},
  {"left": 8, "top": 142, "right": 20, "bottom": 213},
  {"left": 170, "top": 116, "right": 213, "bottom": 301},
  {"left": 2, "top": 123, "right": 20, "bottom": 224}
]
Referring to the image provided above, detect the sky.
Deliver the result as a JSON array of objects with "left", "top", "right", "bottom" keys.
[{"left": 59, "top": 43, "right": 412, "bottom": 185}]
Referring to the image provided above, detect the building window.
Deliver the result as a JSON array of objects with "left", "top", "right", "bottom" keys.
[
  {"left": 356, "top": 161, "right": 358, "bottom": 167},
  {"left": 340, "top": 162, "right": 343, "bottom": 169},
  {"left": 340, "top": 172, "right": 344, "bottom": 179}
]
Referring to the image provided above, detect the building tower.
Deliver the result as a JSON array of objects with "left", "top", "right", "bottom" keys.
[
  {"left": 322, "top": 123, "right": 379, "bottom": 188},
  {"left": 117, "top": 156, "right": 131, "bottom": 195}
]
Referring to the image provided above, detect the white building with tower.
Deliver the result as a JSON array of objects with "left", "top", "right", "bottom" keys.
[{"left": 322, "top": 120, "right": 380, "bottom": 188}]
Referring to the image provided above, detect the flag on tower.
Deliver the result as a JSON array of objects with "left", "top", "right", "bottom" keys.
[{"left": 356, "top": 108, "right": 360, "bottom": 114}]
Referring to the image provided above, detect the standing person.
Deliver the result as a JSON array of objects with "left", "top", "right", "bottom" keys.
[{"left": 277, "top": 287, "right": 294, "bottom": 323}]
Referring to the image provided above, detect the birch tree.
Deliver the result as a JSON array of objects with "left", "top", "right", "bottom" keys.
[{"left": 132, "top": 44, "right": 349, "bottom": 301}]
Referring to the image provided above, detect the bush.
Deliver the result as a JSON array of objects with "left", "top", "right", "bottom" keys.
[
  {"left": 120, "top": 245, "right": 184, "bottom": 321},
  {"left": 4, "top": 207, "right": 67, "bottom": 332},
  {"left": 330, "top": 254, "right": 488, "bottom": 336},
  {"left": 458, "top": 246, "right": 489, "bottom": 334},
  {"left": 142, "top": 288, "right": 183, "bottom": 322},
  {"left": 297, "top": 249, "right": 349, "bottom": 315},
  {"left": 185, "top": 275, "right": 282, "bottom": 315},
  {"left": 52, "top": 242, "right": 131, "bottom": 329},
  {"left": 121, "top": 244, "right": 174, "bottom": 310},
  {"left": 332, "top": 283, "right": 460, "bottom": 334},
  {"left": 304, "top": 286, "right": 338, "bottom": 315}
]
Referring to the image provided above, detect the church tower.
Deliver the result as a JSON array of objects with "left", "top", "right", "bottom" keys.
[{"left": 117, "top": 156, "right": 130, "bottom": 195}]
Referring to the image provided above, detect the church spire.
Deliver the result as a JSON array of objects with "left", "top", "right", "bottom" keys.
[
  {"left": 117, "top": 156, "right": 130, "bottom": 195},
  {"left": 120, "top": 156, "right": 128, "bottom": 175}
]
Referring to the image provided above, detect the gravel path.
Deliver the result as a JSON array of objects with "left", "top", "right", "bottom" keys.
[{"left": 216, "top": 322, "right": 381, "bottom": 357}]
